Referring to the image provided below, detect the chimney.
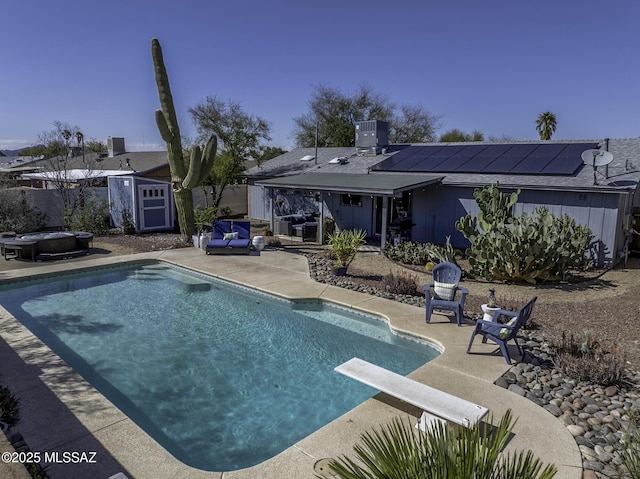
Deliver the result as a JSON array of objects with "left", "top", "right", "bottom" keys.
[{"left": 107, "top": 137, "right": 126, "bottom": 157}]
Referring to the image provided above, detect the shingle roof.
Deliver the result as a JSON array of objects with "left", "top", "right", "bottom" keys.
[
  {"left": 8, "top": 151, "right": 169, "bottom": 175},
  {"left": 249, "top": 139, "right": 640, "bottom": 193},
  {"left": 244, "top": 146, "right": 404, "bottom": 178}
]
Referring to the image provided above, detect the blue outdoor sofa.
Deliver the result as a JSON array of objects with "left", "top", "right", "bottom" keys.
[{"left": 205, "top": 220, "right": 252, "bottom": 255}]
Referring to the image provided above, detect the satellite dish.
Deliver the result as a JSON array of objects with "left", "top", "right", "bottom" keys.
[
  {"left": 581, "top": 149, "right": 614, "bottom": 185},
  {"left": 581, "top": 149, "right": 613, "bottom": 167}
]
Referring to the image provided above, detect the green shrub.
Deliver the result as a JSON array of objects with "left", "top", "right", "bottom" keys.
[
  {"left": 65, "top": 197, "right": 111, "bottom": 234},
  {"left": 384, "top": 238, "right": 456, "bottom": 266},
  {"left": 0, "top": 190, "right": 47, "bottom": 233},
  {"left": 0, "top": 384, "right": 20, "bottom": 426},
  {"left": 456, "top": 185, "right": 594, "bottom": 284},
  {"left": 382, "top": 271, "right": 420, "bottom": 296},
  {"left": 551, "top": 331, "right": 626, "bottom": 386}
]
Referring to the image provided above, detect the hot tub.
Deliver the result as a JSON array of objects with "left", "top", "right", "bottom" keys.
[{"left": 18, "top": 232, "right": 78, "bottom": 254}]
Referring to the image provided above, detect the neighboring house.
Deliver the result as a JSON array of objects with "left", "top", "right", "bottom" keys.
[
  {"left": 15, "top": 138, "right": 172, "bottom": 187},
  {"left": 2, "top": 137, "right": 247, "bottom": 230},
  {"left": 246, "top": 122, "right": 640, "bottom": 267}
]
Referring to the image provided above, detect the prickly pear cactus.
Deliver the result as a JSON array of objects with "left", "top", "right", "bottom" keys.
[
  {"left": 151, "top": 37, "right": 217, "bottom": 239},
  {"left": 456, "top": 185, "right": 594, "bottom": 283}
]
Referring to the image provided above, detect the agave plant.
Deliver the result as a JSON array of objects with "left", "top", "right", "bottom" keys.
[
  {"left": 328, "top": 229, "right": 367, "bottom": 274},
  {"left": 324, "top": 410, "right": 557, "bottom": 479}
]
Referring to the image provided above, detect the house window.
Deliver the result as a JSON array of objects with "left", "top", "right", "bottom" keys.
[
  {"left": 341, "top": 194, "right": 362, "bottom": 207},
  {"left": 578, "top": 194, "right": 588, "bottom": 201}
]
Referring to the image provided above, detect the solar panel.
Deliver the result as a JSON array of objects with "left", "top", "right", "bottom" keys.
[
  {"left": 456, "top": 144, "right": 511, "bottom": 172},
  {"left": 429, "top": 145, "right": 467, "bottom": 171},
  {"left": 451, "top": 145, "right": 490, "bottom": 171},
  {"left": 540, "top": 143, "right": 599, "bottom": 175},
  {"left": 481, "top": 144, "right": 537, "bottom": 174},
  {"left": 375, "top": 142, "right": 600, "bottom": 176},
  {"left": 510, "top": 144, "right": 566, "bottom": 174}
]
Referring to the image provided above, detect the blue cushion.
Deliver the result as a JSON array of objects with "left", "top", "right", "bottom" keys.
[
  {"left": 207, "top": 239, "right": 229, "bottom": 248},
  {"left": 228, "top": 239, "right": 250, "bottom": 248}
]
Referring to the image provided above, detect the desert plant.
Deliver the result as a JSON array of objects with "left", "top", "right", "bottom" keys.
[
  {"left": 0, "top": 190, "right": 47, "bottom": 233},
  {"left": 325, "top": 409, "right": 557, "bottom": 479},
  {"left": 384, "top": 239, "right": 456, "bottom": 266},
  {"left": 267, "top": 237, "right": 282, "bottom": 248},
  {"left": 328, "top": 229, "right": 367, "bottom": 272},
  {"left": 382, "top": 271, "right": 420, "bottom": 296},
  {"left": 0, "top": 384, "right": 20, "bottom": 426},
  {"left": 193, "top": 205, "right": 217, "bottom": 235},
  {"left": 322, "top": 217, "right": 336, "bottom": 244},
  {"left": 456, "top": 185, "right": 594, "bottom": 283},
  {"left": 65, "top": 197, "right": 110, "bottom": 234},
  {"left": 552, "top": 331, "right": 626, "bottom": 386},
  {"left": 152, "top": 37, "right": 217, "bottom": 240},
  {"left": 617, "top": 407, "right": 640, "bottom": 479},
  {"left": 121, "top": 209, "right": 135, "bottom": 234}
]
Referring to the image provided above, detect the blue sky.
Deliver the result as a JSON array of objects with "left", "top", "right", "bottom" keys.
[{"left": 2, "top": 1, "right": 639, "bottom": 152}]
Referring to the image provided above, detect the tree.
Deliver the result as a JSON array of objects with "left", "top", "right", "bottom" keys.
[
  {"left": 256, "top": 146, "right": 287, "bottom": 163},
  {"left": 439, "top": 128, "right": 484, "bottom": 142},
  {"left": 34, "top": 121, "right": 102, "bottom": 228},
  {"left": 151, "top": 38, "right": 217, "bottom": 240},
  {"left": 188, "top": 96, "right": 271, "bottom": 209},
  {"left": 328, "top": 410, "right": 557, "bottom": 479},
  {"left": 389, "top": 104, "right": 440, "bottom": 143},
  {"left": 536, "top": 112, "right": 557, "bottom": 140},
  {"left": 293, "top": 83, "right": 407, "bottom": 148}
]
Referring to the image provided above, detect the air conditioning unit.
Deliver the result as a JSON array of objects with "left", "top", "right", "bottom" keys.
[
  {"left": 355, "top": 120, "right": 389, "bottom": 156},
  {"left": 107, "top": 137, "right": 126, "bottom": 157}
]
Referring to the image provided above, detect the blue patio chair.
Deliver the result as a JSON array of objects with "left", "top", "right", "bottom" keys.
[
  {"left": 423, "top": 261, "right": 469, "bottom": 326},
  {"left": 229, "top": 221, "right": 252, "bottom": 253},
  {"left": 205, "top": 220, "right": 232, "bottom": 254},
  {"left": 466, "top": 296, "right": 538, "bottom": 364}
]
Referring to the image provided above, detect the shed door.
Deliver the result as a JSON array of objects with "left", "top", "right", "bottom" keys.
[{"left": 138, "top": 184, "right": 171, "bottom": 231}]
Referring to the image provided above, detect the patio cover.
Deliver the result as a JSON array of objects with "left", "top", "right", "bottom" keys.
[
  {"left": 256, "top": 172, "right": 444, "bottom": 249},
  {"left": 255, "top": 172, "right": 443, "bottom": 195}
]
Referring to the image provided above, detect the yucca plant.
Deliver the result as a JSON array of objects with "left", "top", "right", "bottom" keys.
[
  {"left": 328, "top": 229, "right": 367, "bottom": 274},
  {"left": 324, "top": 410, "right": 557, "bottom": 479},
  {"left": 618, "top": 407, "right": 640, "bottom": 479}
]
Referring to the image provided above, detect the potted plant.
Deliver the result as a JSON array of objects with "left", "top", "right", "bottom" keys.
[
  {"left": 121, "top": 209, "right": 135, "bottom": 235},
  {"left": 328, "top": 229, "right": 367, "bottom": 276},
  {"left": 193, "top": 205, "right": 217, "bottom": 249}
]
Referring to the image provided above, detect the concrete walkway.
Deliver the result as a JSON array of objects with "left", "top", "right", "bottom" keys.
[{"left": 0, "top": 248, "right": 583, "bottom": 479}]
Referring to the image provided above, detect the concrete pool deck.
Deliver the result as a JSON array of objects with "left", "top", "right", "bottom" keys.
[{"left": 0, "top": 248, "right": 583, "bottom": 479}]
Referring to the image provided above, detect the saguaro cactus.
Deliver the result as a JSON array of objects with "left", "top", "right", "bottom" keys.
[{"left": 151, "top": 37, "right": 217, "bottom": 239}]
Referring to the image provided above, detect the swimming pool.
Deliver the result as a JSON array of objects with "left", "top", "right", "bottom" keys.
[{"left": 0, "top": 262, "right": 439, "bottom": 471}]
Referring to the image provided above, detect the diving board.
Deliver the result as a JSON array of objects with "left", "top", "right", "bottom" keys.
[{"left": 335, "top": 357, "right": 488, "bottom": 429}]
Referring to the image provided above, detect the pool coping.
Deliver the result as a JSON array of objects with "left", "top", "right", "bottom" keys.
[{"left": 0, "top": 248, "right": 583, "bottom": 479}]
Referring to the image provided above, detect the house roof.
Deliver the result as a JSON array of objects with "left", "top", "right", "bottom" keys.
[
  {"left": 21, "top": 169, "right": 132, "bottom": 182},
  {"left": 250, "top": 139, "right": 640, "bottom": 194},
  {"left": 11, "top": 150, "right": 169, "bottom": 176},
  {"left": 255, "top": 172, "right": 443, "bottom": 196},
  {"left": 244, "top": 146, "right": 405, "bottom": 178}
]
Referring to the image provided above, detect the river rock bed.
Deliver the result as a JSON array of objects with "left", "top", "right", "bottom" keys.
[{"left": 305, "top": 253, "right": 640, "bottom": 479}]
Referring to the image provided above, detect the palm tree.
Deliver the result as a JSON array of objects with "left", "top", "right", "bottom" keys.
[
  {"left": 536, "top": 112, "right": 557, "bottom": 140},
  {"left": 325, "top": 410, "right": 557, "bottom": 479}
]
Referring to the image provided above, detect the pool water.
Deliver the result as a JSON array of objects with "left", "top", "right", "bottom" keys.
[{"left": 0, "top": 262, "right": 439, "bottom": 471}]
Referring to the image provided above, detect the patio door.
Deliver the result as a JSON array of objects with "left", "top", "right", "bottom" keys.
[{"left": 138, "top": 184, "right": 171, "bottom": 231}]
